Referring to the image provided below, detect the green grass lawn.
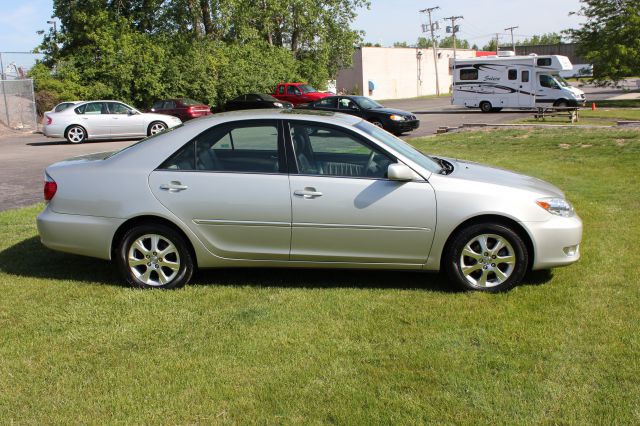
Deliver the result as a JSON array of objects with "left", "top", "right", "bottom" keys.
[
  {"left": 1, "top": 128, "right": 639, "bottom": 424},
  {"left": 512, "top": 108, "right": 640, "bottom": 126}
]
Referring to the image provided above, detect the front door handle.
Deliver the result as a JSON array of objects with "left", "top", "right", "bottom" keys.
[
  {"left": 160, "top": 181, "right": 188, "bottom": 192},
  {"left": 294, "top": 187, "right": 323, "bottom": 198}
]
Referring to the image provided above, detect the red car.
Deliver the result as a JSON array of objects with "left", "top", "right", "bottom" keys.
[
  {"left": 150, "top": 98, "right": 212, "bottom": 121},
  {"left": 273, "top": 83, "right": 331, "bottom": 106}
]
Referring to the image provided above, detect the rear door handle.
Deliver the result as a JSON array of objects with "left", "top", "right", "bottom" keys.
[
  {"left": 294, "top": 187, "right": 323, "bottom": 198},
  {"left": 160, "top": 181, "right": 188, "bottom": 192}
]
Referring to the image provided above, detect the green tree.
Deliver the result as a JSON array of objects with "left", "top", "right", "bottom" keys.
[
  {"left": 481, "top": 39, "right": 498, "bottom": 51},
  {"left": 516, "top": 32, "right": 563, "bottom": 45},
  {"left": 439, "top": 36, "right": 470, "bottom": 49},
  {"left": 416, "top": 37, "right": 433, "bottom": 48},
  {"left": 393, "top": 41, "right": 410, "bottom": 48},
  {"left": 566, "top": 0, "right": 640, "bottom": 82}
]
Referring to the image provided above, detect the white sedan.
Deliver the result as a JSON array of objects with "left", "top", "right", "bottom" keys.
[{"left": 43, "top": 100, "right": 182, "bottom": 143}]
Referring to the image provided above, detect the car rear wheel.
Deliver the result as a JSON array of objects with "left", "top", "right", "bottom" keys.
[
  {"left": 148, "top": 121, "right": 167, "bottom": 136},
  {"left": 116, "top": 224, "right": 194, "bottom": 289},
  {"left": 65, "top": 125, "right": 87, "bottom": 144},
  {"left": 444, "top": 223, "right": 528, "bottom": 292},
  {"left": 480, "top": 101, "right": 493, "bottom": 113}
]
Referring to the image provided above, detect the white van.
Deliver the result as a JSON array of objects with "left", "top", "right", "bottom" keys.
[{"left": 451, "top": 53, "right": 586, "bottom": 112}]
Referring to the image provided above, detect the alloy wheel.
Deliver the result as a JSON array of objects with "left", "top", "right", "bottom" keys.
[
  {"left": 127, "top": 233, "right": 181, "bottom": 286},
  {"left": 459, "top": 233, "right": 516, "bottom": 288},
  {"left": 149, "top": 122, "right": 167, "bottom": 135}
]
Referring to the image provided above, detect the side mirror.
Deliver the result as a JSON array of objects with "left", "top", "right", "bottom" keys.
[{"left": 387, "top": 163, "right": 414, "bottom": 181}]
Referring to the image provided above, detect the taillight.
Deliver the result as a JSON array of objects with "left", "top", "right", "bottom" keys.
[
  {"left": 46, "top": 115, "right": 52, "bottom": 125},
  {"left": 44, "top": 173, "right": 57, "bottom": 201}
]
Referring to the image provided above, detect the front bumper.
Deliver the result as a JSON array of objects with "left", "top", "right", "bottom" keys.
[
  {"left": 523, "top": 213, "right": 583, "bottom": 270},
  {"left": 388, "top": 119, "right": 420, "bottom": 133},
  {"left": 37, "top": 205, "right": 124, "bottom": 260}
]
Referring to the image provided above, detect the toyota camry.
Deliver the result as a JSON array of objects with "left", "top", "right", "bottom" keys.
[{"left": 37, "top": 109, "right": 582, "bottom": 291}]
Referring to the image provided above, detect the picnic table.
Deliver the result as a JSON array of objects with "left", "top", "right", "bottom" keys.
[{"left": 534, "top": 107, "right": 580, "bottom": 123}]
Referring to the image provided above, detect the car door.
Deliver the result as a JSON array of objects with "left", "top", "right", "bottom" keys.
[
  {"left": 537, "top": 74, "right": 559, "bottom": 105},
  {"left": 312, "top": 97, "right": 338, "bottom": 112},
  {"left": 75, "top": 102, "right": 111, "bottom": 138},
  {"left": 518, "top": 70, "right": 533, "bottom": 107},
  {"left": 148, "top": 119, "right": 292, "bottom": 260},
  {"left": 108, "top": 102, "right": 145, "bottom": 137},
  {"left": 287, "top": 121, "right": 437, "bottom": 264}
]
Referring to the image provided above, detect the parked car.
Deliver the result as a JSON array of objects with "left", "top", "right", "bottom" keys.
[
  {"left": 301, "top": 95, "right": 419, "bottom": 135},
  {"left": 37, "top": 110, "right": 582, "bottom": 291},
  {"left": 273, "top": 82, "right": 331, "bottom": 105},
  {"left": 224, "top": 93, "right": 293, "bottom": 111},
  {"left": 150, "top": 98, "right": 212, "bottom": 121},
  {"left": 43, "top": 100, "right": 182, "bottom": 144}
]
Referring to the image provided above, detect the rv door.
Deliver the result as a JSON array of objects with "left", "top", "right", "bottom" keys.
[{"left": 518, "top": 70, "right": 533, "bottom": 107}]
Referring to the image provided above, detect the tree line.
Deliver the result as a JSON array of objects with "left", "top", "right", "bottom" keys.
[{"left": 33, "top": 0, "right": 369, "bottom": 112}]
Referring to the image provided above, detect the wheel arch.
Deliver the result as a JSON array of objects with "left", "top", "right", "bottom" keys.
[
  {"left": 439, "top": 214, "right": 535, "bottom": 271},
  {"left": 111, "top": 215, "right": 198, "bottom": 267}
]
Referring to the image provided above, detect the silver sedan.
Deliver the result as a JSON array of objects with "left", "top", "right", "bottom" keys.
[
  {"left": 43, "top": 100, "right": 182, "bottom": 144},
  {"left": 37, "top": 110, "right": 582, "bottom": 292}
]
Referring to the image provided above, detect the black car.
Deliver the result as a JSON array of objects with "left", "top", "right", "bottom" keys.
[
  {"left": 301, "top": 96, "right": 419, "bottom": 135},
  {"left": 224, "top": 93, "right": 294, "bottom": 111}
]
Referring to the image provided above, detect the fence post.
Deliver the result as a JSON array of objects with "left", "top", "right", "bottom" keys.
[
  {"left": 0, "top": 53, "right": 11, "bottom": 127},
  {"left": 30, "top": 79, "right": 37, "bottom": 131}
]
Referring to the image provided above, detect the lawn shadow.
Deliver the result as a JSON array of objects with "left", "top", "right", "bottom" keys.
[
  {"left": 0, "top": 236, "right": 122, "bottom": 286},
  {"left": 192, "top": 267, "right": 458, "bottom": 293},
  {"left": 0, "top": 237, "right": 552, "bottom": 292}
]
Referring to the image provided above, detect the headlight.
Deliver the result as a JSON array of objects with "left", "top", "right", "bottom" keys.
[
  {"left": 273, "top": 102, "right": 283, "bottom": 108},
  {"left": 390, "top": 114, "right": 405, "bottom": 121},
  {"left": 536, "top": 197, "right": 575, "bottom": 217}
]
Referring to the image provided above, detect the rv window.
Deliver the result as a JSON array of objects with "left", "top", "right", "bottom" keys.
[
  {"left": 522, "top": 71, "right": 530, "bottom": 82},
  {"left": 537, "top": 58, "right": 552, "bottom": 66},
  {"left": 508, "top": 69, "right": 517, "bottom": 80},
  {"left": 460, "top": 69, "right": 478, "bottom": 80}
]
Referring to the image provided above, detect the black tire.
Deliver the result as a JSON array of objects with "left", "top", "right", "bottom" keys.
[
  {"left": 370, "top": 119, "right": 384, "bottom": 128},
  {"left": 147, "top": 121, "right": 167, "bottom": 136},
  {"left": 65, "top": 125, "right": 87, "bottom": 144},
  {"left": 479, "top": 101, "right": 493, "bottom": 113},
  {"left": 443, "top": 223, "right": 528, "bottom": 292},
  {"left": 116, "top": 224, "right": 194, "bottom": 289},
  {"left": 554, "top": 99, "right": 569, "bottom": 108}
]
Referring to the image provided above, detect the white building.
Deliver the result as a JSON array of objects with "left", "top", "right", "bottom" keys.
[{"left": 336, "top": 46, "right": 476, "bottom": 100}]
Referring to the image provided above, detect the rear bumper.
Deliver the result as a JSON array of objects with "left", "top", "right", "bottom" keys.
[
  {"left": 523, "top": 214, "right": 583, "bottom": 270},
  {"left": 37, "top": 206, "right": 124, "bottom": 260},
  {"left": 43, "top": 124, "right": 65, "bottom": 138}
]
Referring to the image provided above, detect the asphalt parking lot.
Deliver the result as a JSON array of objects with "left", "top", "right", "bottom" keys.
[{"left": 0, "top": 83, "right": 631, "bottom": 212}]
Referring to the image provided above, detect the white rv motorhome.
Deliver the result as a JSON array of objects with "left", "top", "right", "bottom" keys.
[{"left": 451, "top": 53, "right": 586, "bottom": 112}]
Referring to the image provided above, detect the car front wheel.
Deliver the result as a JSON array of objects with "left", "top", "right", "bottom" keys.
[
  {"left": 148, "top": 121, "right": 167, "bottom": 136},
  {"left": 444, "top": 223, "right": 528, "bottom": 292},
  {"left": 116, "top": 224, "right": 194, "bottom": 289}
]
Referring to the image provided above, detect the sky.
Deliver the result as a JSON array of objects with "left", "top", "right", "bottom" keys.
[
  {"left": 0, "top": 0, "right": 585, "bottom": 71},
  {"left": 354, "top": 0, "right": 585, "bottom": 48}
]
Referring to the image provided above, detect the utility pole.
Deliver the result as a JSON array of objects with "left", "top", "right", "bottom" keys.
[
  {"left": 444, "top": 15, "right": 463, "bottom": 60},
  {"left": 504, "top": 26, "right": 518, "bottom": 52},
  {"left": 495, "top": 33, "right": 501, "bottom": 54},
  {"left": 420, "top": 6, "right": 440, "bottom": 96}
]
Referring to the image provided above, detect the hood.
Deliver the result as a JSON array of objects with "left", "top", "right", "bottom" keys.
[
  {"left": 444, "top": 157, "right": 565, "bottom": 198},
  {"left": 144, "top": 112, "right": 182, "bottom": 122},
  {"left": 371, "top": 107, "right": 414, "bottom": 117},
  {"left": 305, "top": 92, "right": 331, "bottom": 100}
]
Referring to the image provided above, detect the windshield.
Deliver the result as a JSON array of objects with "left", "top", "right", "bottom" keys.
[
  {"left": 355, "top": 120, "right": 442, "bottom": 174},
  {"left": 353, "top": 96, "right": 383, "bottom": 110},
  {"left": 556, "top": 75, "right": 570, "bottom": 87},
  {"left": 298, "top": 84, "right": 318, "bottom": 93}
]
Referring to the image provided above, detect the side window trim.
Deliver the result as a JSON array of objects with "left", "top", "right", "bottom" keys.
[
  {"left": 283, "top": 120, "right": 396, "bottom": 179},
  {"left": 156, "top": 119, "right": 288, "bottom": 174}
]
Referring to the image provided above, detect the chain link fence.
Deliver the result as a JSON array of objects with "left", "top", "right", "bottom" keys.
[{"left": 0, "top": 79, "right": 38, "bottom": 132}]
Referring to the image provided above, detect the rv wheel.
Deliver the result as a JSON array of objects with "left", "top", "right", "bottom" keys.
[{"left": 480, "top": 101, "right": 493, "bottom": 113}]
